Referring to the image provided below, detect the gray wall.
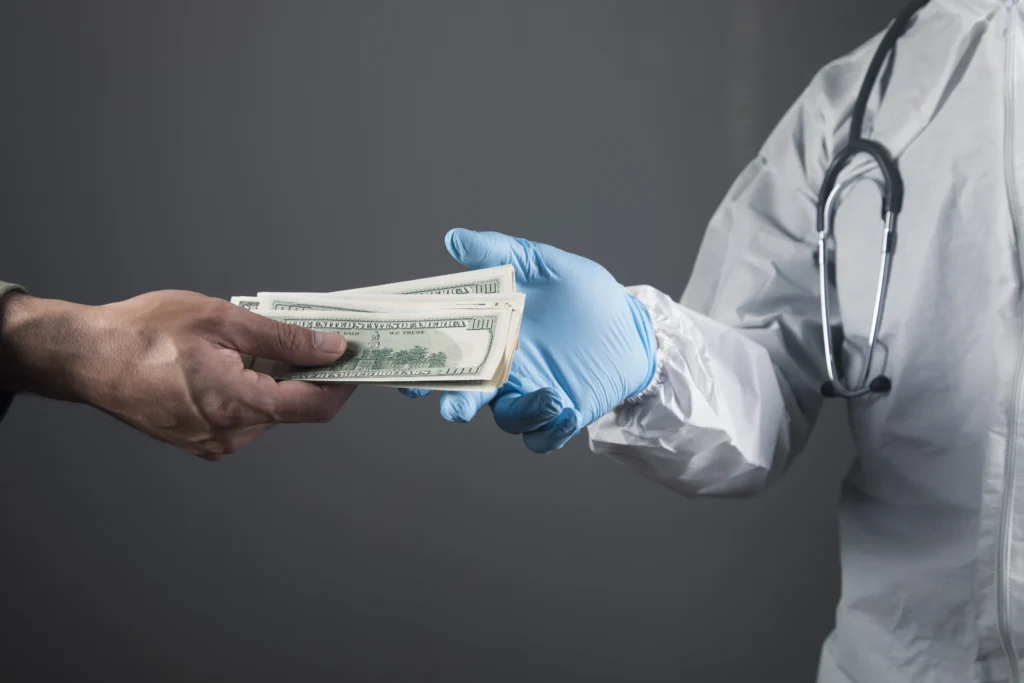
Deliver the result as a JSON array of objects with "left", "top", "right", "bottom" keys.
[{"left": 1, "top": 2, "right": 903, "bottom": 681}]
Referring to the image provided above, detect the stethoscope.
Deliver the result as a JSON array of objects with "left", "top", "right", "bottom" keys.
[{"left": 817, "top": 0, "right": 930, "bottom": 398}]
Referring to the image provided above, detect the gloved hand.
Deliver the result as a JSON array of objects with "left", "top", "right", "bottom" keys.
[{"left": 402, "top": 228, "right": 658, "bottom": 453}]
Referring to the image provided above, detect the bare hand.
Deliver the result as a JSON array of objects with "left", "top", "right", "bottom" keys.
[{"left": 0, "top": 290, "right": 355, "bottom": 459}]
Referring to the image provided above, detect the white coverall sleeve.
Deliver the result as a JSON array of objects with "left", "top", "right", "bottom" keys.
[{"left": 587, "top": 49, "right": 870, "bottom": 497}]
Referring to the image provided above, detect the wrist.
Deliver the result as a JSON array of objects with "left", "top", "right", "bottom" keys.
[
  {"left": 625, "top": 292, "right": 660, "bottom": 400},
  {"left": 0, "top": 293, "right": 100, "bottom": 401}
]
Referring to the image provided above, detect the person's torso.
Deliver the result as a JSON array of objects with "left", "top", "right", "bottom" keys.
[{"left": 812, "top": 1, "right": 1024, "bottom": 681}]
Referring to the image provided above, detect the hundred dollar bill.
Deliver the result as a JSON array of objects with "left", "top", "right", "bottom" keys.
[
  {"left": 255, "top": 292, "right": 524, "bottom": 313},
  {"left": 255, "top": 292, "right": 524, "bottom": 378},
  {"left": 332, "top": 265, "right": 515, "bottom": 296},
  {"left": 231, "top": 266, "right": 516, "bottom": 310},
  {"left": 229, "top": 265, "right": 522, "bottom": 388},
  {"left": 249, "top": 309, "right": 515, "bottom": 390},
  {"left": 230, "top": 296, "right": 261, "bottom": 311}
]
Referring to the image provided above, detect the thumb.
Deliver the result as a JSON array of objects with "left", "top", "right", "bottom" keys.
[
  {"left": 223, "top": 307, "right": 348, "bottom": 366},
  {"left": 445, "top": 228, "right": 547, "bottom": 275}
]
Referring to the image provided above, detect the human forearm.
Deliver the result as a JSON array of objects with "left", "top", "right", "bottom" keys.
[
  {"left": 587, "top": 285, "right": 795, "bottom": 497},
  {"left": 0, "top": 292, "right": 101, "bottom": 402},
  {"left": 0, "top": 289, "right": 356, "bottom": 459}
]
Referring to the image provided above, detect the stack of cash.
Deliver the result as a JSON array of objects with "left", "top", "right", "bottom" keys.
[{"left": 230, "top": 266, "right": 523, "bottom": 391}]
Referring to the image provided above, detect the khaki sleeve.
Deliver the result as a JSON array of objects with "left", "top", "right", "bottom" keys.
[{"left": 0, "top": 281, "right": 28, "bottom": 425}]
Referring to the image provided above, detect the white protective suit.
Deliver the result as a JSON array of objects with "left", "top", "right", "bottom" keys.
[{"left": 587, "top": 1, "right": 1024, "bottom": 681}]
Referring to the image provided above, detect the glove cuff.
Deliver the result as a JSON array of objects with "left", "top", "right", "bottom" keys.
[{"left": 624, "top": 287, "right": 662, "bottom": 403}]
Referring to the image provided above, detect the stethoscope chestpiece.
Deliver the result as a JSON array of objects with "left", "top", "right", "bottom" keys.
[
  {"left": 868, "top": 376, "right": 892, "bottom": 393},
  {"left": 813, "top": 0, "right": 930, "bottom": 402}
]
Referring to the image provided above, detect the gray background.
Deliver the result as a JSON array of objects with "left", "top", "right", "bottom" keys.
[{"left": 0, "top": 1, "right": 902, "bottom": 681}]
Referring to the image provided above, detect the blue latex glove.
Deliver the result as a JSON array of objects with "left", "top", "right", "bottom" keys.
[{"left": 403, "top": 228, "right": 658, "bottom": 454}]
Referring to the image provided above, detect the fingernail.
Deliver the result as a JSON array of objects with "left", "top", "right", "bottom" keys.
[
  {"left": 445, "top": 228, "right": 467, "bottom": 261},
  {"left": 442, "top": 395, "right": 469, "bottom": 422},
  {"left": 557, "top": 408, "right": 580, "bottom": 434},
  {"left": 534, "top": 389, "right": 562, "bottom": 418},
  {"left": 400, "top": 388, "right": 431, "bottom": 398},
  {"left": 314, "top": 331, "right": 346, "bottom": 354}
]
